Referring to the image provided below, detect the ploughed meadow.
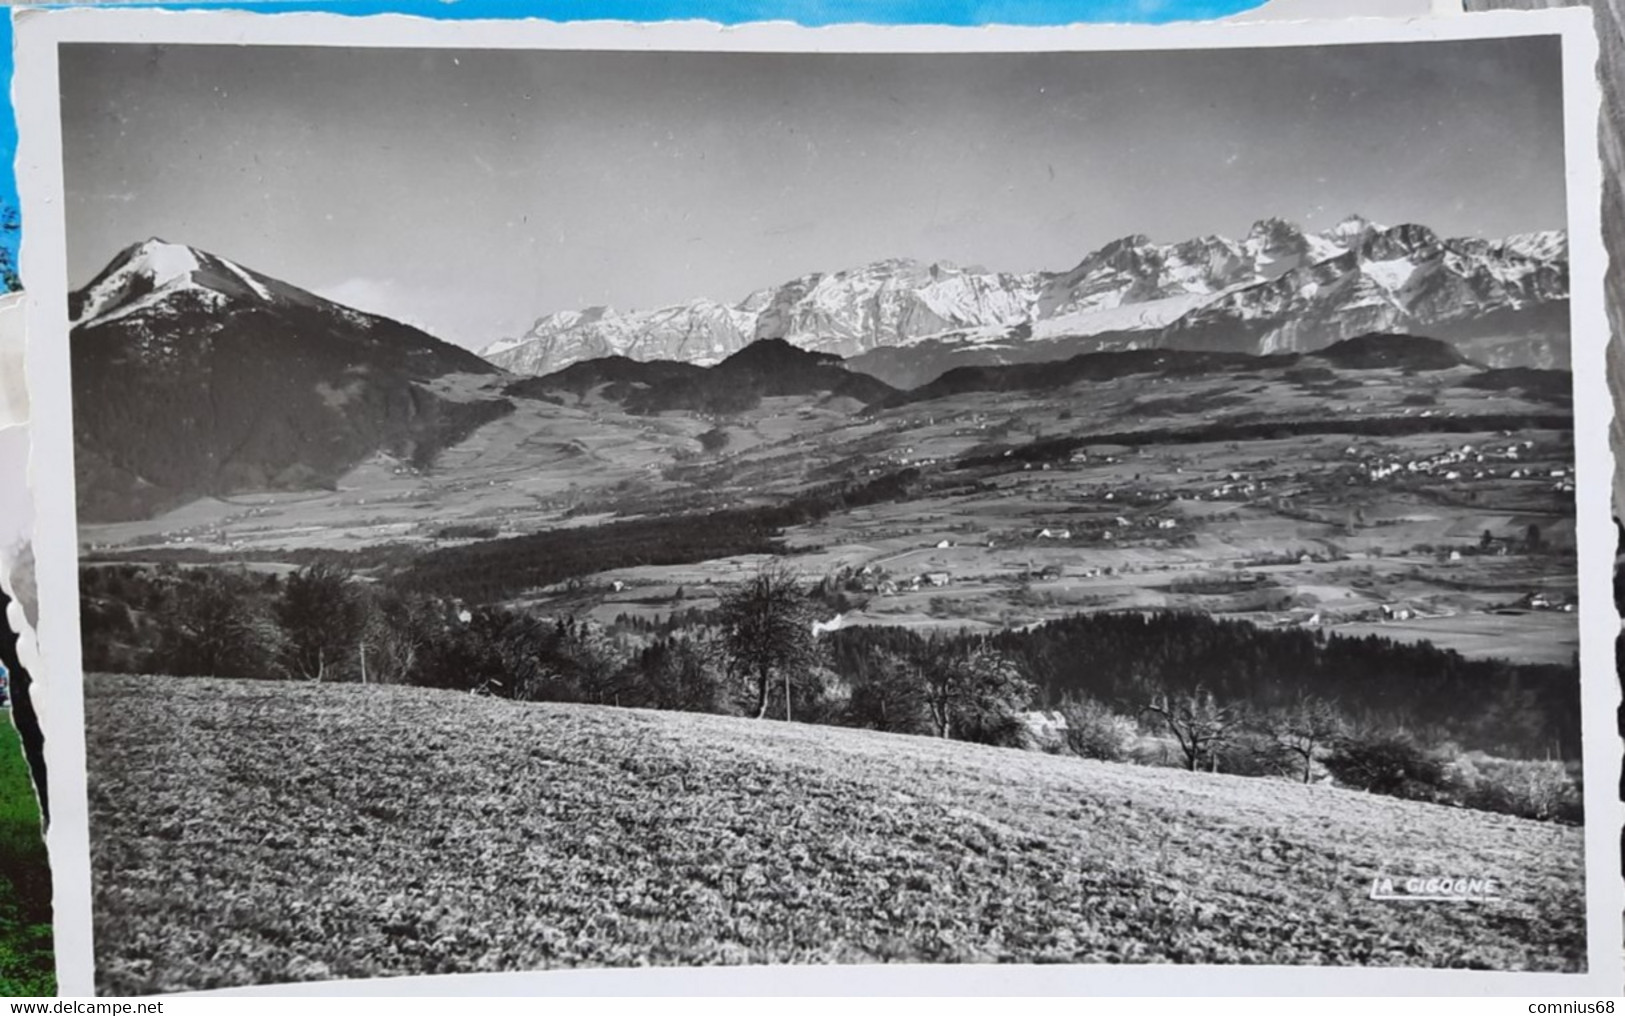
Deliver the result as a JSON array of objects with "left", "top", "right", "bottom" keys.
[{"left": 86, "top": 674, "right": 1586, "bottom": 994}]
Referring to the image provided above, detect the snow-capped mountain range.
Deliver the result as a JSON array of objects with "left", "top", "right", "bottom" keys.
[{"left": 484, "top": 216, "right": 1569, "bottom": 386}]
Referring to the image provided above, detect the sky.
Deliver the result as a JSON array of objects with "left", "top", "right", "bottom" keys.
[
  {"left": 57, "top": 33, "right": 1567, "bottom": 351},
  {"left": 8, "top": 0, "right": 1285, "bottom": 298}
]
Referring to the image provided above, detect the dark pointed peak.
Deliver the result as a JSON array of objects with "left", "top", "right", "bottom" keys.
[{"left": 719, "top": 337, "right": 842, "bottom": 372}]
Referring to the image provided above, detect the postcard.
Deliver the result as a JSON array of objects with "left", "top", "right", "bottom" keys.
[{"left": 13, "top": 5, "right": 1617, "bottom": 996}]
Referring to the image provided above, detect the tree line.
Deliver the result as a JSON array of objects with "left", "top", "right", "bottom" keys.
[
  {"left": 954, "top": 412, "right": 1574, "bottom": 471},
  {"left": 983, "top": 611, "right": 1580, "bottom": 761},
  {"left": 393, "top": 468, "right": 925, "bottom": 602},
  {"left": 79, "top": 558, "right": 1582, "bottom": 822}
]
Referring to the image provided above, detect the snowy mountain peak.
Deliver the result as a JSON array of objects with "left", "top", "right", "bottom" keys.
[
  {"left": 1097, "top": 234, "right": 1155, "bottom": 257},
  {"left": 72, "top": 239, "right": 368, "bottom": 337},
  {"left": 1240, "top": 218, "right": 1306, "bottom": 254},
  {"left": 71, "top": 239, "right": 215, "bottom": 328},
  {"left": 128, "top": 237, "right": 200, "bottom": 279},
  {"left": 1501, "top": 231, "right": 1568, "bottom": 261},
  {"left": 829, "top": 257, "right": 966, "bottom": 285},
  {"left": 1246, "top": 217, "right": 1297, "bottom": 237},
  {"left": 69, "top": 242, "right": 503, "bottom": 521},
  {"left": 1328, "top": 214, "right": 1379, "bottom": 238},
  {"left": 1348, "top": 223, "right": 1443, "bottom": 270},
  {"left": 98, "top": 237, "right": 194, "bottom": 284}
]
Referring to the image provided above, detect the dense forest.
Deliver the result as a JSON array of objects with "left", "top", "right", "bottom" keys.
[
  {"left": 82, "top": 464, "right": 937, "bottom": 602},
  {"left": 1001, "top": 613, "right": 1577, "bottom": 759},
  {"left": 954, "top": 413, "right": 1575, "bottom": 471},
  {"left": 821, "top": 613, "right": 1579, "bottom": 761},
  {"left": 394, "top": 467, "right": 926, "bottom": 602},
  {"left": 884, "top": 348, "right": 1299, "bottom": 407},
  {"left": 874, "top": 334, "right": 1568, "bottom": 410}
]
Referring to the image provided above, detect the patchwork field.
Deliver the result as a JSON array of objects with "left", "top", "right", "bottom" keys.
[{"left": 85, "top": 675, "right": 1586, "bottom": 994}]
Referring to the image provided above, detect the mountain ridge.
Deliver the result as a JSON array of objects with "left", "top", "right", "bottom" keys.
[
  {"left": 485, "top": 217, "right": 1569, "bottom": 384},
  {"left": 506, "top": 337, "right": 896, "bottom": 415},
  {"left": 877, "top": 333, "right": 1549, "bottom": 409}
]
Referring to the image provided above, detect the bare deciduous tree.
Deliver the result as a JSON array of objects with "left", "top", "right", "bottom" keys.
[
  {"left": 1265, "top": 694, "right": 1347, "bottom": 784},
  {"left": 718, "top": 560, "right": 817, "bottom": 720},
  {"left": 1141, "top": 686, "right": 1243, "bottom": 772},
  {"left": 363, "top": 592, "right": 441, "bottom": 685}
]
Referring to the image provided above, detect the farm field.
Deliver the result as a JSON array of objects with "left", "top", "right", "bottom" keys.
[
  {"left": 85, "top": 674, "right": 1586, "bottom": 994},
  {"left": 1332, "top": 611, "right": 1579, "bottom": 665}
]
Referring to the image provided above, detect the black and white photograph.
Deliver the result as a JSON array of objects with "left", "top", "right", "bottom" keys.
[{"left": 12, "top": 8, "right": 1618, "bottom": 997}]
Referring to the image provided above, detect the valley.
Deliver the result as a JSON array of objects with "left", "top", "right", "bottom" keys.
[{"left": 80, "top": 334, "right": 1579, "bottom": 666}]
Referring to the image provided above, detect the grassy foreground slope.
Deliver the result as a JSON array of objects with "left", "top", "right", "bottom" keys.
[{"left": 86, "top": 675, "right": 1584, "bottom": 994}]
